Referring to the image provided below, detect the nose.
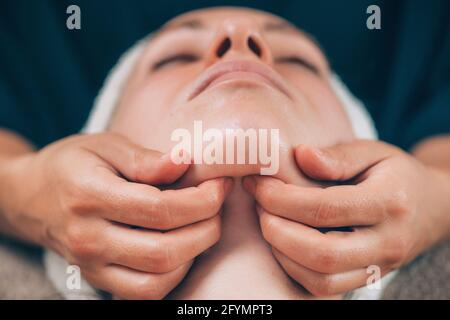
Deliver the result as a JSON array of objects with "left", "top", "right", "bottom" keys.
[{"left": 205, "top": 18, "right": 273, "bottom": 65}]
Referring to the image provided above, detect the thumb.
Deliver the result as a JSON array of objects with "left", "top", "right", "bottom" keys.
[
  {"left": 84, "top": 133, "right": 190, "bottom": 185},
  {"left": 294, "top": 139, "right": 400, "bottom": 181}
]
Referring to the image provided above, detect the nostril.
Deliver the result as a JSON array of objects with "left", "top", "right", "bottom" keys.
[
  {"left": 247, "top": 36, "right": 262, "bottom": 57},
  {"left": 216, "top": 38, "right": 231, "bottom": 57}
]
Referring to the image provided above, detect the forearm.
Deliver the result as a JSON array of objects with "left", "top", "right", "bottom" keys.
[
  {"left": 412, "top": 135, "right": 450, "bottom": 240},
  {"left": 0, "top": 129, "right": 35, "bottom": 160},
  {"left": 412, "top": 135, "right": 450, "bottom": 172},
  {"left": 0, "top": 129, "right": 35, "bottom": 241}
]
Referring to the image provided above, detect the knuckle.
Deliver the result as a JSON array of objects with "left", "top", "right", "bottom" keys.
[
  {"left": 66, "top": 224, "right": 97, "bottom": 259},
  {"left": 256, "top": 181, "right": 277, "bottom": 205},
  {"left": 204, "top": 183, "right": 225, "bottom": 214},
  {"left": 313, "top": 248, "right": 339, "bottom": 273},
  {"left": 312, "top": 197, "right": 337, "bottom": 226},
  {"left": 65, "top": 196, "right": 85, "bottom": 215},
  {"left": 382, "top": 141, "right": 403, "bottom": 155},
  {"left": 148, "top": 195, "right": 172, "bottom": 230},
  {"left": 65, "top": 196, "right": 92, "bottom": 217},
  {"left": 131, "top": 148, "right": 149, "bottom": 183},
  {"left": 386, "top": 190, "right": 410, "bottom": 218},
  {"left": 384, "top": 237, "right": 409, "bottom": 267},
  {"left": 134, "top": 277, "right": 165, "bottom": 300},
  {"left": 309, "top": 275, "right": 336, "bottom": 297},
  {"left": 148, "top": 238, "right": 174, "bottom": 272},
  {"left": 104, "top": 132, "right": 122, "bottom": 142},
  {"left": 372, "top": 197, "right": 388, "bottom": 222},
  {"left": 210, "top": 215, "right": 222, "bottom": 240},
  {"left": 325, "top": 148, "right": 348, "bottom": 180},
  {"left": 64, "top": 178, "right": 96, "bottom": 215},
  {"left": 202, "top": 215, "right": 223, "bottom": 247},
  {"left": 260, "top": 214, "right": 278, "bottom": 243},
  {"left": 194, "top": 190, "right": 222, "bottom": 221}
]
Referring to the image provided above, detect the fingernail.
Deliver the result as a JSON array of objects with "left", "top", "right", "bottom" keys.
[
  {"left": 311, "top": 147, "right": 331, "bottom": 163},
  {"left": 160, "top": 152, "right": 172, "bottom": 161},
  {"left": 180, "top": 149, "right": 192, "bottom": 164},
  {"left": 296, "top": 145, "right": 331, "bottom": 166},
  {"left": 163, "top": 149, "right": 191, "bottom": 165},
  {"left": 310, "top": 146, "right": 324, "bottom": 157},
  {"left": 242, "top": 176, "right": 256, "bottom": 194}
]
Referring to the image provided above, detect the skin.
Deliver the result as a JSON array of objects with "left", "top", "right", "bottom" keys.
[
  {"left": 244, "top": 141, "right": 450, "bottom": 296},
  {"left": 110, "top": 7, "right": 450, "bottom": 298},
  {"left": 109, "top": 8, "right": 356, "bottom": 298},
  {"left": 0, "top": 7, "right": 449, "bottom": 299},
  {"left": 0, "top": 132, "right": 233, "bottom": 299}
]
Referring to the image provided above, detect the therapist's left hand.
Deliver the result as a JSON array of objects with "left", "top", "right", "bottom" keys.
[{"left": 243, "top": 139, "right": 450, "bottom": 297}]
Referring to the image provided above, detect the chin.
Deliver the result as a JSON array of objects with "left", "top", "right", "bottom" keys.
[
  {"left": 175, "top": 145, "right": 307, "bottom": 188},
  {"left": 189, "top": 83, "right": 294, "bottom": 118}
]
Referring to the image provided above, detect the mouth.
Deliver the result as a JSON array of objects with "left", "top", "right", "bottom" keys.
[{"left": 188, "top": 60, "right": 292, "bottom": 100}]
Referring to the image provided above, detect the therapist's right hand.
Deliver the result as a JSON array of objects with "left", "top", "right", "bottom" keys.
[{"left": 1, "top": 133, "right": 232, "bottom": 299}]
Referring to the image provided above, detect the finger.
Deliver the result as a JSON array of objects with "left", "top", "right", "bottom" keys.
[
  {"left": 104, "top": 215, "right": 221, "bottom": 273},
  {"left": 258, "top": 208, "right": 381, "bottom": 274},
  {"left": 294, "top": 140, "right": 400, "bottom": 181},
  {"left": 84, "top": 261, "right": 192, "bottom": 300},
  {"left": 244, "top": 176, "right": 386, "bottom": 227},
  {"left": 272, "top": 248, "right": 389, "bottom": 297},
  {"left": 83, "top": 133, "right": 190, "bottom": 185},
  {"left": 89, "top": 169, "right": 232, "bottom": 230}
]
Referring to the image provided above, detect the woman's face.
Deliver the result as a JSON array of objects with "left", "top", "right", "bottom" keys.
[{"left": 110, "top": 7, "right": 354, "bottom": 184}]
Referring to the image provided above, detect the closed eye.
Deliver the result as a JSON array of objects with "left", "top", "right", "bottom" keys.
[
  {"left": 152, "top": 53, "right": 199, "bottom": 70},
  {"left": 275, "top": 56, "right": 320, "bottom": 75}
]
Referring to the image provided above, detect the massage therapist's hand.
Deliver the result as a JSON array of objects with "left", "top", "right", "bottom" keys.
[
  {"left": 244, "top": 139, "right": 450, "bottom": 296},
  {"left": 0, "top": 133, "right": 232, "bottom": 299}
]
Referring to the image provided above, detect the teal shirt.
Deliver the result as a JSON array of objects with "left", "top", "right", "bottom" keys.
[{"left": 0, "top": 0, "right": 449, "bottom": 150}]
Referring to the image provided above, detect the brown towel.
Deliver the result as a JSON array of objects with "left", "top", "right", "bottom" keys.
[
  {"left": 0, "top": 236, "right": 60, "bottom": 299},
  {"left": 382, "top": 240, "right": 450, "bottom": 300},
  {"left": 0, "top": 236, "right": 449, "bottom": 300}
]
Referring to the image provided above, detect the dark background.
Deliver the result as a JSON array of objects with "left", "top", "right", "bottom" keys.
[{"left": 0, "top": 0, "right": 449, "bottom": 150}]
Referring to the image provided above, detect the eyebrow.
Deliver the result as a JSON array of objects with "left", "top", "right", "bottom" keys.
[
  {"left": 160, "top": 18, "right": 297, "bottom": 33},
  {"left": 158, "top": 18, "right": 322, "bottom": 54},
  {"left": 159, "top": 19, "right": 203, "bottom": 33},
  {"left": 263, "top": 21, "right": 295, "bottom": 31},
  {"left": 156, "top": 17, "right": 324, "bottom": 70},
  {"left": 167, "top": 19, "right": 203, "bottom": 30}
]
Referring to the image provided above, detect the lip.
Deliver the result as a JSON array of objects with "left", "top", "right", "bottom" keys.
[{"left": 187, "top": 60, "right": 292, "bottom": 100}]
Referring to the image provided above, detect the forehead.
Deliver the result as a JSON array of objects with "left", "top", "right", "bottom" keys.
[{"left": 160, "top": 7, "right": 298, "bottom": 34}]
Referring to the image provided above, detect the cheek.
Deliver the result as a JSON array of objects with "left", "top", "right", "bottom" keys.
[
  {"left": 111, "top": 76, "right": 191, "bottom": 151},
  {"left": 282, "top": 70, "right": 355, "bottom": 144}
]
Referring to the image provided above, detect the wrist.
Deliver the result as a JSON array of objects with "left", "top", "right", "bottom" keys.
[
  {"left": 428, "top": 166, "right": 450, "bottom": 244},
  {"left": 0, "top": 152, "right": 39, "bottom": 243}
]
